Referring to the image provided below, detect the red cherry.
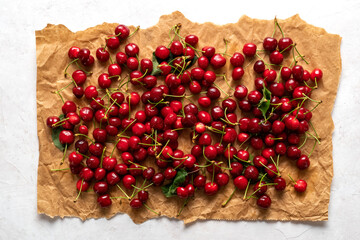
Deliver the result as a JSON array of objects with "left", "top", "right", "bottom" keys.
[
  {"left": 204, "top": 182, "right": 219, "bottom": 196},
  {"left": 125, "top": 43, "right": 139, "bottom": 57},
  {"left": 114, "top": 24, "right": 130, "bottom": 40},
  {"left": 234, "top": 176, "right": 248, "bottom": 190},
  {"left": 96, "top": 48, "right": 110, "bottom": 62},
  {"left": 310, "top": 68, "right": 323, "bottom": 82},
  {"left": 210, "top": 54, "right": 226, "bottom": 68},
  {"left": 257, "top": 194, "right": 271, "bottom": 208},
  {"left": 97, "top": 194, "right": 112, "bottom": 207},
  {"left": 263, "top": 37, "right": 277, "bottom": 51},
  {"left": 278, "top": 37, "right": 293, "bottom": 52},
  {"left": 243, "top": 43, "right": 257, "bottom": 57},
  {"left": 294, "top": 179, "right": 307, "bottom": 192}
]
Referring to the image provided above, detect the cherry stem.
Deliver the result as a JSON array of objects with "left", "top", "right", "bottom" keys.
[
  {"left": 74, "top": 179, "right": 84, "bottom": 202},
  {"left": 177, "top": 197, "right": 190, "bottom": 217},
  {"left": 116, "top": 184, "right": 131, "bottom": 200},
  {"left": 64, "top": 58, "right": 78, "bottom": 77},
  {"left": 128, "top": 26, "right": 140, "bottom": 39},
  {"left": 274, "top": 17, "right": 285, "bottom": 38},
  {"left": 260, "top": 162, "right": 280, "bottom": 176},
  {"left": 288, "top": 174, "right": 296, "bottom": 184},
  {"left": 271, "top": 18, "right": 277, "bottom": 38},
  {"left": 60, "top": 144, "right": 68, "bottom": 165},
  {"left": 222, "top": 188, "right": 236, "bottom": 207},
  {"left": 213, "top": 82, "right": 229, "bottom": 97},
  {"left": 294, "top": 45, "right": 309, "bottom": 64},
  {"left": 309, "top": 121, "right": 320, "bottom": 139},
  {"left": 76, "top": 151, "right": 90, "bottom": 159},
  {"left": 51, "top": 168, "right": 70, "bottom": 171},
  {"left": 243, "top": 179, "right": 251, "bottom": 200},
  {"left": 298, "top": 134, "right": 308, "bottom": 149},
  {"left": 143, "top": 203, "right": 160, "bottom": 215},
  {"left": 156, "top": 140, "right": 170, "bottom": 159},
  {"left": 99, "top": 146, "right": 107, "bottom": 168},
  {"left": 52, "top": 117, "right": 69, "bottom": 127},
  {"left": 306, "top": 132, "right": 321, "bottom": 144},
  {"left": 308, "top": 141, "right": 317, "bottom": 158},
  {"left": 75, "top": 133, "right": 95, "bottom": 144},
  {"left": 233, "top": 155, "right": 251, "bottom": 164},
  {"left": 75, "top": 61, "right": 92, "bottom": 75}
]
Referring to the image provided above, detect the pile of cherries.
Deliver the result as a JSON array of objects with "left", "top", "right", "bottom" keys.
[{"left": 46, "top": 20, "right": 322, "bottom": 213}]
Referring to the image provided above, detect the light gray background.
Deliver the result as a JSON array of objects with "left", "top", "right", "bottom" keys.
[{"left": 1, "top": 0, "right": 359, "bottom": 239}]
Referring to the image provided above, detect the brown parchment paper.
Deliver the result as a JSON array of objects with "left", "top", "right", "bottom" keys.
[{"left": 36, "top": 11, "right": 342, "bottom": 224}]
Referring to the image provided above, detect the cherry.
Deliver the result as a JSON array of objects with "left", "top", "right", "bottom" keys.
[
  {"left": 183, "top": 46, "right": 195, "bottom": 60},
  {"left": 274, "top": 177, "right": 286, "bottom": 191},
  {"left": 229, "top": 162, "right": 243, "bottom": 177},
  {"left": 198, "top": 56, "right": 209, "bottom": 69},
  {"left": 278, "top": 37, "right": 293, "bottom": 52},
  {"left": 46, "top": 116, "right": 60, "bottom": 128},
  {"left": 204, "top": 182, "right": 219, "bottom": 196},
  {"left": 253, "top": 155, "right": 268, "bottom": 168},
  {"left": 263, "top": 69, "right": 277, "bottom": 83},
  {"left": 94, "top": 167, "right": 106, "bottom": 180},
  {"left": 287, "top": 146, "right": 301, "bottom": 159},
  {"left": 210, "top": 54, "right": 226, "bottom": 68},
  {"left": 189, "top": 81, "right": 202, "bottom": 94},
  {"left": 234, "top": 176, "right": 248, "bottom": 190},
  {"left": 93, "top": 181, "right": 109, "bottom": 195},
  {"left": 231, "top": 67, "right": 245, "bottom": 81},
  {"left": 292, "top": 65, "right": 304, "bottom": 81},
  {"left": 84, "top": 85, "right": 98, "bottom": 100},
  {"left": 269, "top": 51, "right": 283, "bottom": 64},
  {"left": 96, "top": 48, "right": 110, "bottom": 62},
  {"left": 285, "top": 115, "right": 300, "bottom": 131},
  {"left": 138, "top": 190, "right": 149, "bottom": 203},
  {"left": 248, "top": 118, "right": 261, "bottom": 134},
  {"left": 140, "top": 58, "right": 153, "bottom": 74},
  {"left": 253, "top": 60, "right": 265, "bottom": 73},
  {"left": 93, "top": 128, "right": 107, "bottom": 143},
  {"left": 72, "top": 86, "right": 84, "bottom": 98},
  {"left": 140, "top": 167, "right": 154, "bottom": 180},
  {"left": 125, "top": 43, "right": 139, "bottom": 57},
  {"left": 247, "top": 90, "right": 262, "bottom": 104},
  {"left": 243, "top": 43, "right": 257, "bottom": 57},
  {"left": 59, "top": 130, "right": 74, "bottom": 145},
  {"left": 281, "top": 67, "right": 292, "bottom": 80},
  {"left": 122, "top": 174, "right": 136, "bottom": 189},
  {"left": 294, "top": 179, "right": 307, "bottom": 192},
  {"left": 302, "top": 70, "right": 310, "bottom": 82},
  {"left": 89, "top": 142, "right": 104, "bottom": 157},
  {"left": 191, "top": 67, "right": 205, "bottom": 81},
  {"left": 215, "top": 173, "right": 229, "bottom": 186},
  {"left": 244, "top": 166, "right": 259, "bottom": 180},
  {"left": 102, "top": 157, "right": 117, "bottom": 171},
  {"left": 176, "top": 187, "right": 189, "bottom": 199},
  {"left": 97, "top": 194, "right": 112, "bottom": 207},
  {"left": 205, "top": 87, "right": 220, "bottom": 101},
  {"left": 285, "top": 78, "right": 299, "bottom": 92},
  {"left": 234, "top": 85, "right": 248, "bottom": 100},
  {"left": 204, "top": 70, "right": 216, "bottom": 84},
  {"left": 297, "top": 155, "right": 310, "bottom": 170},
  {"left": 253, "top": 181, "right": 268, "bottom": 197},
  {"left": 263, "top": 37, "right": 277, "bottom": 51},
  {"left": 152, "top": 173, "right": 165, "bottom": 186},
  {"left": 79, "top": 167, "right": 94, "bottom": 181},
  {"left": 78, "top": 48, "right": 90, "bottom": 62},
  {"left": 222, "top": 98, "right": 237, "bottom": 113},
  {"left": 257, "top": 194, "right": 271, "bottom": 209},
  {"left": 310, "top": 68, "right": 323, "bottom": 82},
  {"left": 275, "top": 142, "right": 287, "bottom": 155},
  {"left": 201, "top": 46, "right": 214, "bottom": 58},
  {"left": 170, "top": 41, "right": 183, "bottom": 56},
  {"left": 165, "top": 74, "right": 181, "bottom": 89},
  {"left": 106, "top": 35, "right": 120, "bottom": 49},
  {"left": 130, "top": 198, "right": 143, "bottom": 209},
  {"left": 82, "top": 55, "right": 94, "bottom": 66},
  {"left": 127, "top": 57, "right": 139, "bottom": 71},
  {"left": 269, "top": 82, "right": 285, "bottom": 97},
  {"left": 155, "top": 45, "right": 170, "bottom": 59},
  {"left": 68, "top": 46, "right": 80, "bottom": 59},
  {"left": 114, "top": 24, "right": 129, "bottom": 40},
  {"left": 198, "top": 96, "right": 211, "bottom": 108},
  {"left": 90, "top": 97, "right": 105, "bottom": 111},
  {"left": 184, "top": 34, "right": 198, "bottom": 46},
  {"left": 229, "top": 53, "right": 245, "bottom": 68},
  {"left": 105, "top": 171, "right": 120, "bottom": 186}
]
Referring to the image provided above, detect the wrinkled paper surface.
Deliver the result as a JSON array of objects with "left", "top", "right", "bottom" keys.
[{"left": 36, "top": 11, "right": 342, "bottom": 224}]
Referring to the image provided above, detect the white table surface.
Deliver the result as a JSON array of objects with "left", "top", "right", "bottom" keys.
[{"left": 1, "top": 0, "right": 360, "bottom": 239}]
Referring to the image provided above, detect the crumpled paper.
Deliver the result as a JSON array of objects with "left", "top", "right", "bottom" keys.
[{"left": 36, "top": 11, "right": 342, "bottom": 224}]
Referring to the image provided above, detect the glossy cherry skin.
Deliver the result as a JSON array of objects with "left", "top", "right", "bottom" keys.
[
  {"left": 210, "top": 54, "right": 226, "bottom": 68},
  {"left": 234, "top": 176, "right": 248, "bottom": 190},
  {"left": 263, "top": 37, "right": 277, "bottom": 51},
  {"left": 115, "top": 24, "right": 130, "bottom": 40},
  {"left": 294, "top": 179, "right": 307, "bottom": 192},
  {"left": 96, "top": 48, "right": 110, "bottom": 62},
  {"left": 204, "top": 182, "right": 219, "bottom": 196},
  {"left": 278, "top": 37, "right": 293, "bottom": 52},
  {"left": 243, "top": 43, "right": 257, "bottom": 57},
  {"left": 257, "top": 194, "right": 271, "bottom": 208},
  {"left": 125, "top": 43, "right": 139, "bottom": 57},
  {"left": 97, "top": 194, "right": 112, "bottom": 207}
]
